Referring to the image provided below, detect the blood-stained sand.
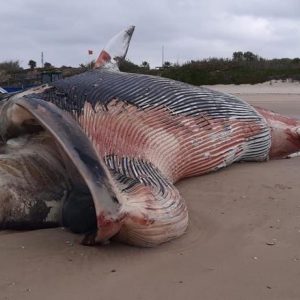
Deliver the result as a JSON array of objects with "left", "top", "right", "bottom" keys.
[{"left": 1, "top": 81, "right": 300, "bottom": 300}]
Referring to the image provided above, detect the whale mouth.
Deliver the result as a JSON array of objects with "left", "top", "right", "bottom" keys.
[
  {"left": 0, "top": 100, "right": 98, "bottom": 234},
  {"left": 0, "top": 131, "right": 66, "bottom": 229}
]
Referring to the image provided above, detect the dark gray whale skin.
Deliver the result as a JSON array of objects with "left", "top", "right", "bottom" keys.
[{"left": 30, "top": 67, "right": 271, "bottom": 161}]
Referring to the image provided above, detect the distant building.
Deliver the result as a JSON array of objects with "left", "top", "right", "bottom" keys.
[{"left": 41, "top": 71, "right": 63, "bottom": 84}]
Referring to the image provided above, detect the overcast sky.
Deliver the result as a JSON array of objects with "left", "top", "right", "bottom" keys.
[{"left": 1, "top": 0, "right": 300, "bottom": 68}]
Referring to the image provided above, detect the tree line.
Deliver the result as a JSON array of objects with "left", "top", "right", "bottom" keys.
[
  {"left": 1, "top": 51, "right": 300, "bottom": 87},
  {"left": 119, "top": 51, "right": 300, "bottom": 85}
]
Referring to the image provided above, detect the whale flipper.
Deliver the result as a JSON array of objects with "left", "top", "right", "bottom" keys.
[{"left": 95, "top": 25, "right": 135, "bottom": 70}]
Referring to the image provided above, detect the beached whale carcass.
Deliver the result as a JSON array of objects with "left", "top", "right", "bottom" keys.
[{"left": 0, "top": 26, "right": 299, "bottom": 247}]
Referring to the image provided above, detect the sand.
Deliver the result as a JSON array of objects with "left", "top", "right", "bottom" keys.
[{"left": 1, "top": 82, "right": 300, "bottom": 300}]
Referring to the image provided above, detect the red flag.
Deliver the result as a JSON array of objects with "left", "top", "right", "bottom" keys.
[{"left": 88, "top": 50, "right": 93, "bottom": 55}]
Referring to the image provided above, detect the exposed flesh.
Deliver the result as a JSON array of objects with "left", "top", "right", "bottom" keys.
[{"left": 0, "top": 132, "right": 69, "bottom": 228}]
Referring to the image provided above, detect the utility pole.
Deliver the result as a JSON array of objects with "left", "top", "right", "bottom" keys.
[
  {"left": 41, "top": 52, "right": 44, "bottom": 68},
  {"left": 162, "top": 45, "right": 164, "bottom": 67}
]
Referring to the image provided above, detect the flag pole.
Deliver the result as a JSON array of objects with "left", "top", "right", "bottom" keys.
[{"left": 88, "top": 49, "right": 93, "bottom": 69}]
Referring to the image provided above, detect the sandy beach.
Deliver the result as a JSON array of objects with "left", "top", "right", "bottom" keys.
[{"left": 1, "top": 81, "right": 300, "bottom": 300}]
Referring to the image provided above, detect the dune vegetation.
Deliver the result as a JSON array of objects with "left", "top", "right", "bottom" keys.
[{"left": 1, "top": 51, "right": 300, "bottom": 88}]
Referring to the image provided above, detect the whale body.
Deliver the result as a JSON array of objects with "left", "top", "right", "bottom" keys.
[{"left": 0, "top": 26, "right": 299, "bottom": 247}]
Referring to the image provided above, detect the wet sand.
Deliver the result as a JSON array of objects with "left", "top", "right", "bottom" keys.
[{"left": 1, "top": 82, "right": 300, "bottom": 300}]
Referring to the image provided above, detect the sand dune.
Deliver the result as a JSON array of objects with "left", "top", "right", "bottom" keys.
[
  {"left": 204, "top": 80, "right": 300, "bottom": 95},
  {"left": 0, "top": 82, "right": 300, "bottom": 300}
]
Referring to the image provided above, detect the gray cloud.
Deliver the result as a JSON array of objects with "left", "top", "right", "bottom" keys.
[{"left": 1, "top": 0, "right": 300, "bottom": 68}]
